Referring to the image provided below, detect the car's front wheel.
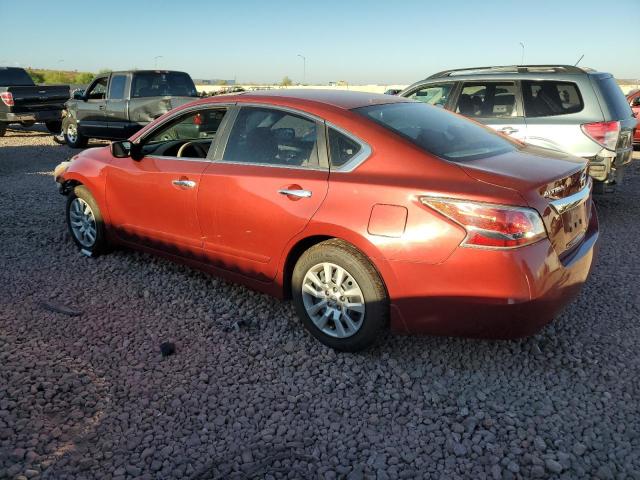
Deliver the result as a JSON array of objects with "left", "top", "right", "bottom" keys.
[
  {"left": 0, "top": 123, "right": 6, "bottom": 137},
  {"left": 292, "top": 239, "right": 389, "bottom": 352},
  {"left": 66, "top": 185, "right": 108, "bottom": 256},
  {"left": 63, "top": 118, "right": 88, "bottom": 148}
]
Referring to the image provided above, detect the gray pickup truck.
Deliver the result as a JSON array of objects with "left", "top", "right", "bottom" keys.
[
  {"left": 0, "top": 67, "right": 69, "bottom": 136},
  {"left": 62, "top": 70, "right": 198, "bottom": 148}
]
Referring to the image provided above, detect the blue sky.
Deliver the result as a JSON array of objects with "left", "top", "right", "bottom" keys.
[{"left": 2, "top": 0, "right": 638, "bottom": 84}]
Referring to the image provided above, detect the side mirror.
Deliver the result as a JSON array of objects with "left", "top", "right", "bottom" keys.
[
  {"left": 73, "top": 90, "right": 86, "bottom": 101},
  {"left": 111, "top": 141, "right": 144, "bottom": 160}
]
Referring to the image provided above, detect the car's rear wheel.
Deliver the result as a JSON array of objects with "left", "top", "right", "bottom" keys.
[
  {"left": 292, "top": 239, "right": 388, "bottom": 352},
  {"left": 66, "top": 185, "right": 108, "bottom": 256},
  {"left": 63, "top": 118, "right": 88, "bottom": 148}
]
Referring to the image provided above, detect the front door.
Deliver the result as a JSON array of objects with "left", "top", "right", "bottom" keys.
[
  {"left": 198, "top": 106, "right": 329, "bottom": 281},
  {"left": 78, "top": 76, "right": 109, "bottom": 137},
  {"left": 105, "top": 106, "right": 229, "bottom": 257},
  {"left": 453, "top": 81, "right": 527, "bottom": 142}
]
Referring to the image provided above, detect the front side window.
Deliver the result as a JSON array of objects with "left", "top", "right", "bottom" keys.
[
  {"left": 406, "top": 83, "right": 453, "bottom": 107},
  {"left": 456, "top": 82, "right": 518, "bottom": 118},
  {"left": 355, "top": 102, "right": 518, "bottom": 162},
  {"left": 108, "top": 75, "right": 127, "bottom": 100},
  {"left": 328, "top": 128, "right": 361, "bottom": 168},
  {"left": 222, "top": 107, "right": 319, "bottom": 168},
  {"left": 86, "top": 77, "right": 108, "bottom": 100},
  {"left": 522, "top": 80, "right": 584, "bottom": 117},
  {"left": 142, "top": 108, "right": 227, "bottom": 158}
]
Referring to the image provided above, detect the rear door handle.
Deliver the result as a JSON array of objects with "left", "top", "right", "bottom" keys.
[
  {"left": 278, "top": 189, "right": 312, "bottom": 198},
  {"left": 99, "top": 105, "right": 106, "bottom": 110},
  {"left": 498, "top": 126, "right": 518, "bottom": 135},
  {"left": 172, "top": 179, "right": 196, "bottom": 189}
]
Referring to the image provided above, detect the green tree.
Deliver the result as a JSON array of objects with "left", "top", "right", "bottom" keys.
[{"left": 280, "top": 76, "right": 293, "bottom": 86}]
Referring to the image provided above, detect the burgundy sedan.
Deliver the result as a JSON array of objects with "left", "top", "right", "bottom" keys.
[{"left": 54, "top": 90, "right": 598, "bottom": 351}]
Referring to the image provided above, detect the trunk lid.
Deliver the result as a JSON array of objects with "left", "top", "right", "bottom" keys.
[
  {"left": 6, "top": 85, "right": 70, "bottom": 112},
  {"left": 459, "top": 145, "right": 592, "bottom": 256}
]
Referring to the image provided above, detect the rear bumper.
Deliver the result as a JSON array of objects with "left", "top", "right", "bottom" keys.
[
  {"left": 388, "top": 204, "right": 599, "bottom": 339},
  {"left": 1, "top": 110, "right": 62, "bottom": 123}
]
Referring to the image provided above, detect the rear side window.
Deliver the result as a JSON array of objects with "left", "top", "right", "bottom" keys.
[
  {"left": 108, "top": 75, "right": 126, "bottom": 100},
  {"left": 328, "top": 128, "right": 361, "bottom": 168},
  {"left": 456, "top": 82, "right": 518, "bottom": 118},
  {"left": 522, "top": 80, "right": 584, "bottom": 117},
  {"left": 406, "top": 83, "right": 454, "bottom": 107},
  {"left": 595, "top": 76, "right": 634, "bottom": 120},
  {"left": 355, "top": 102, "right": 518, "bottom": 162}
]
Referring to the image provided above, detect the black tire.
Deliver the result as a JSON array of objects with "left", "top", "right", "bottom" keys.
[
  {"left": 292, "top": 239, "right": 389, "bottom": 352},
  {"left": 0, "top": 123, "right": 6, "bottom": 137},
  {"left": 62, "top": 117, "right": 88, "bottom": 148},
  {"left": 45, "top": 120, "right": 62, "bottom": 134},
  {"left": 66, "top": 185, "right": 108, "bottom": 256}
]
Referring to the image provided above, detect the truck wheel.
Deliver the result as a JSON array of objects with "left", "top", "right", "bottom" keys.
[
  {"left": 63, "top": 118, "right": 88, "bottom": 148},
  {"left": 0, "top": 123, "right": 6, "bottom": 137},
  {"left": 291, "top": 239, "right": 389, "bottom": 352},
  {"left": 46, "top": 120, "right": 62, "bottom": 134}
]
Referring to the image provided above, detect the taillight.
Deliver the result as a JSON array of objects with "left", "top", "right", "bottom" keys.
[
  {"left": 421, "top": 197, "right": 547, "bottom": 249},
  {"left": 581, "top": 121, "right": 620, "bottom": 150},
  {"left": 0, "top": 92, "right": 14, "bottom": 107}
]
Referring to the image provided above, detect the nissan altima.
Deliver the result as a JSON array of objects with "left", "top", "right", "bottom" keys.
[{"left": 54, "top": 90, "right": 598, "bottom": 351}]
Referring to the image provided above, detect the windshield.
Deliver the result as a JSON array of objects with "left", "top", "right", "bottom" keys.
[
  {"left": 354, "top": 102, "right": 518, "bottom": 162},
  {"left": 0, "top": 68, "right": 35, "bottom": 86},
  {"left": 131, "top": 72, "right": 197, "bottom": 98}
]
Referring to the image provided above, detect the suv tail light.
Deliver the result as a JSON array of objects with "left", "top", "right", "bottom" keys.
[
  {"left": 0, "top": 92, "right": 14, "bottom": 107},
  {"left": 581, "top": 121, "right": 620, "bottom": 150},
  {"left": 421, "top": 197, "right": 547, "bottom": 249}
]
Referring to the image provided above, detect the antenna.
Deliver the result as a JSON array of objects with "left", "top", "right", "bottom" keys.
[{"left": 574, "top": 54, "right": 584, "bottom": 66}]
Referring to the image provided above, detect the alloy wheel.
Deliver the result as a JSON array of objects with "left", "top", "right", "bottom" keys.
[
  {"left": 301, "top": 262, "right": 365, "bottom": 338},
  {"left": 69, "top": 197, "right": 97, "bottom": 247}
]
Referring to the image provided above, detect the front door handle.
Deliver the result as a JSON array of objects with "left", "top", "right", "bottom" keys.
[
  {"left": 278, "top": 189, "right": 312, "bottom": 198},
  {"left": 172, "top": 179, "right": 196, "bottom": 189},
  {"left": 498, "top": 126, "right": 519, "bottom": 135},
  {"left": 99, "top": 105, "right": 106, "bottom": 111}
]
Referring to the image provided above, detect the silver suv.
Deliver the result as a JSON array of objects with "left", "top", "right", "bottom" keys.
[{"left": 400, "top": 65, "right": 637, "bottom": 193}]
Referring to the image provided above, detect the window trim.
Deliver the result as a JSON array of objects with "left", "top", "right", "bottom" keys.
[{"left": 214, "top": 104, "right": 330, "bottom": 171}]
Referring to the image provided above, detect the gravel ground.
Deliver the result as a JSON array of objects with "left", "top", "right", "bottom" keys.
[{"left": 1, "top": 126, "right": 639, "bottom": 480}]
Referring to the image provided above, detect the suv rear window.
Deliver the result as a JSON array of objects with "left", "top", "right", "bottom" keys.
[
  {"left": 131, "top": 72, "right": 197, "bottom": 98},
  {"left": 595, "top": 76, "right": 634, "bottom": 120},
  {"left": 355, "top": 102, "right": 518, "bottom": 162},
  {"left": 522, "top": 80, "right": 584, "bottom": 117}
]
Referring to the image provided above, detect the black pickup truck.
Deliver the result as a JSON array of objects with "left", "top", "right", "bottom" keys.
[
  {"left": 62, "top": 70, "right": 199, "bottom": 148},
  {"left": 0, "top": 67, "right": 69, "bottom": 136}
]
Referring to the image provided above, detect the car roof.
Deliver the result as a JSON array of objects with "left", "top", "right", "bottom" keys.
[{"left": 227, "top": 89, "right": 412, "bottom": 110}]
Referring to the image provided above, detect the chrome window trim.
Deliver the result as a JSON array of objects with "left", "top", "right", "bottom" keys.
[{"left": 325, "top": 122, "right": 372, "bottom": 173}]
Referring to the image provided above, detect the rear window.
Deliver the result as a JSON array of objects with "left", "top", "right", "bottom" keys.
[
  {"left": 354, "top": 102, "right": 518, "bottom": 162},
  {"left": 595, "top": 76, "right": 634, "bottom": 120},
  {"left": 0, "top": 68, "right": 35, "bottom": 86},
  {"left": 328, "top": 128, "right": 362, "bottom": 167},
  {"left": 522, "top": 80, "right": 584, "bottom": 117},
  {"left": 131, "top": 72, "right": 197, "bottom": 98}
]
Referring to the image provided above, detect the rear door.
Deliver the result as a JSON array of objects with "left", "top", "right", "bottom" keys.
[
  {"left": 105, "top": 73, "right": 131, "bottom": 139},
  {"left": 453, "top": 81, "right": 527, "bottom": 141},
  {"left": 106, "top": 106, "right": 229, "bottom": 257},
  {"left": 77, "top": 76, "right": 109, "bottom": 137},
  {"left": 198, "top": 105, "right": 329, "bottom": 281}
]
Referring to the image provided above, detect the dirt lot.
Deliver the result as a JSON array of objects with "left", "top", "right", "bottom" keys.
[{"left": 1, "top": 127, "right": 639, "bottom": 480}]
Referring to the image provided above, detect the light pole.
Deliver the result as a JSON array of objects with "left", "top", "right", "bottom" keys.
[
  {"left": 519, "top": 42, "right": 525, "bottom": 65},
  {"left": 297, "top": 54, "right": 306, "bottom": 85},
  {"left": 154, "top": 56, "right": 164, "bottom": 69}
]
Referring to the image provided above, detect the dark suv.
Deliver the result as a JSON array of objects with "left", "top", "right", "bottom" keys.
[{"left": 400, "top": 65, "right": 637, "bottom": 193}]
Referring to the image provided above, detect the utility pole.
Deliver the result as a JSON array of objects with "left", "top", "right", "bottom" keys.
[
  {"left": 519, "top": 42, "right": 525, "bottom": 65},
  {"left": 297, "top": 54, "right": 306, "bottom": 84}
]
